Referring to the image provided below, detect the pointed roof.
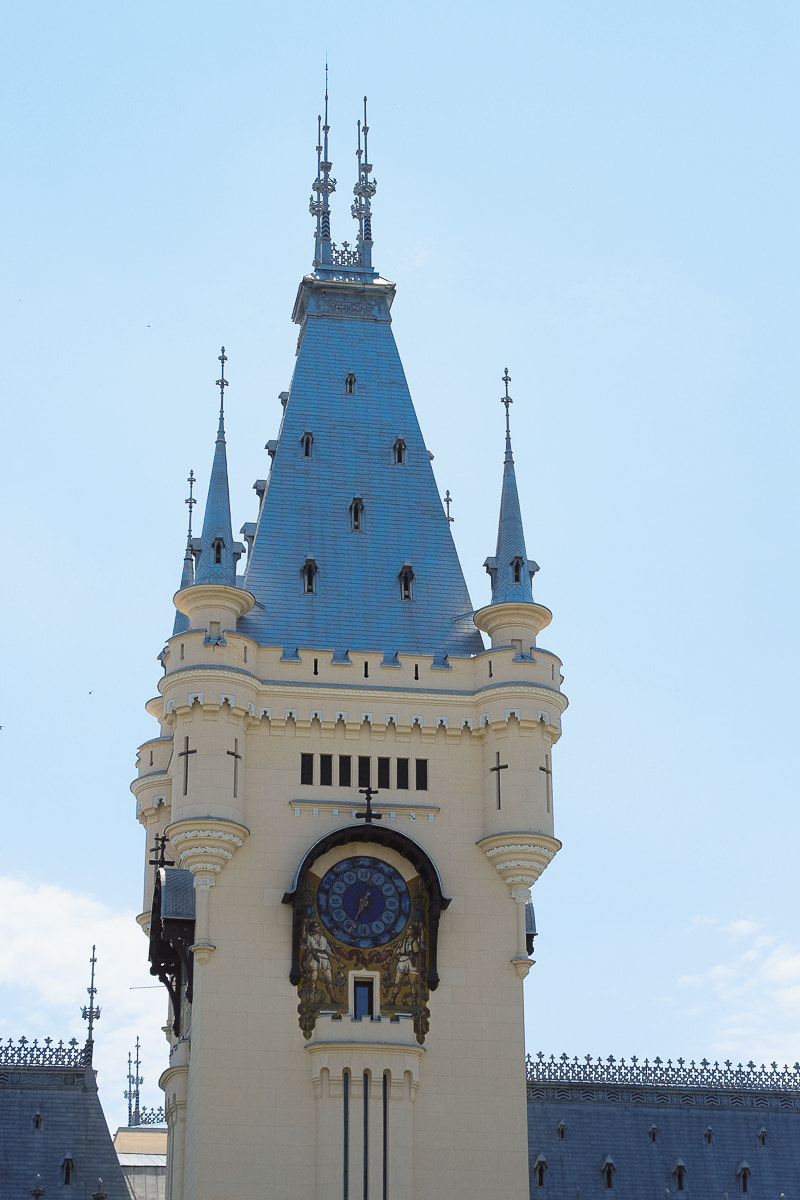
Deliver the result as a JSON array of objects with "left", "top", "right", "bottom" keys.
[
  {"left": 239, "top": 274, "right": 482, "bottom": 656},
  {"left": 484, "top": 369, "right": 539, "bottom": 604},
  {"left": 194, "top": 348, "right": 243, "bottom": 588}
]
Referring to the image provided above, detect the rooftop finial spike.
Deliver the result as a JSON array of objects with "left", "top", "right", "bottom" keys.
[
  {"left": 501, "top": 367, "right": 513, "bottom": 443},
  {"left": 351, "top": 95, "right": 377, "bottom": 269},
  {"left": 81, "top": 945, "right": 101, "bottom": 1050},
  {"left": 215, "top": 346, "right": 228, "bottom": 433},
  {"left": 185, "top": 468, "right": 197, "bottom": 541},
  {"left": 124, "top": 1037, "right": 143, "bottom": 1127},
  {"left": 309, "top": 71, "right": 336, "bottom": 268}
]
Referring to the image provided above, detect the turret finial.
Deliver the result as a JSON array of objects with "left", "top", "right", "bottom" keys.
[
  {"left": 309, "top": 72, "right": 336, "bottom": 268},
  {"left": 352, "top": 95, "right": 377, "bottom": 269},
  {"left": 501, "top": 367, "right": 513, "bottom": 440},
  {"left": 185, "top": 469, "right": 197, "bottom": 541},
  {"left": 215, "top": 346, "right": 228, "bottom": 433}
]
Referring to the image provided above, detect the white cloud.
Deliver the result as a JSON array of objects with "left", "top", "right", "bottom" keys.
[
  {"left": 673, "top": 916, "right": 800, "bottom": 1067},
  {"left": 0, "top": 876, "right": 168, "bottom": 1131}
]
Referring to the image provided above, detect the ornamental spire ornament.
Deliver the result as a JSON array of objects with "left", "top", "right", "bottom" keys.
[
  {"left": 309, "top": 71, "right": 336, "bottom": 269},
  {"left": 351, "top": 96, "right": 377, "bottom": 270},
  {"left": 81, "top": 945, "right": 101, "bottom": 1051}
]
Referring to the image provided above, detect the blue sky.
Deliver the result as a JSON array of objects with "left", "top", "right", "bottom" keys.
[{"left": 1, "top": 1, "right": 799, "bottom": 1129}]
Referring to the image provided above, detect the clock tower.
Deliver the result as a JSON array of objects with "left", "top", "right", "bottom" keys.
[{"left": 133, "top": 94, "right": 567, "bottom": 1200}]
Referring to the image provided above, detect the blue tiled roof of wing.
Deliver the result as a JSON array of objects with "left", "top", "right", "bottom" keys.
[{"left": 240, "top": 281, "right": 483, "bottom": 657}]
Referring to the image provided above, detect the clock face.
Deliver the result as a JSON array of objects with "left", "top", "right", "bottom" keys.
[{"left": 316, "top": 856, "right": 411, "bottom": 948}]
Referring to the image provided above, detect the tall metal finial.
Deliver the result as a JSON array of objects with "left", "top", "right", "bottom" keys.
[
  {"left": 185, "top": 469, "right": 197, "bottom": 540},
  {"left": 81, "top": 945, "right": 100, "bottom": 1044},
  {"left": 124, "top": 1038, "right": 144, "bottom": 1127},
  {"left": 352, "top": 95, "right": 377, "bottom": 269},
  {"left": 309, "top": 72, "right": 336, "bottom": 267},
  {"left": 501, "top": 368, "right": 513, "bottom": 438},
  {"left": 215, "top": 347, "right": 228, "bottom": 423},
  {"left": 443, "top": 490, "right": 454, "bottom": 523}
]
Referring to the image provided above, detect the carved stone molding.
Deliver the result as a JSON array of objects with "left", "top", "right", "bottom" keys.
[
  {"left": 477, "top": 831, "right": 562, "bottom": 889},
  {"left": 166, "top": 818, "right": 250, "bottom": 881}
]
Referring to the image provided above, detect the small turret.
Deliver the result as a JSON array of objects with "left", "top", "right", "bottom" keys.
[
  {"left": 475, "top": 369, "right": 552, "bottom": 652},
  {"left": 194, "top": 348, "right": 243, "bottom": 587},
  {"left": 483, "top": 368, "right": 539, "bottom": 604}
]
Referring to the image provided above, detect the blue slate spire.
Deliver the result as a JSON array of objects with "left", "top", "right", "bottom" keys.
[
  {"left": 238, "top": 101, "right": 482, "bottom": 658},
  {"left": 172, "top": 469, "right": 197, "bottom": 634},
  {"left": 484, "top": 369, "right": 539, "bottom": 604},
  {"left": 194, "top": 348, "right": 242, "bottom": 587}
]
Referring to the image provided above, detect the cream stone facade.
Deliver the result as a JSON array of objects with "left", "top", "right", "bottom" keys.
[{"left": 132, "top": 94, "right": 567, "bottom": 1200}]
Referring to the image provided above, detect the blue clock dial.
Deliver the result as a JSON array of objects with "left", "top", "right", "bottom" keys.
[{"left": 316, "top": 856, "right": 411, "bottom": 948}]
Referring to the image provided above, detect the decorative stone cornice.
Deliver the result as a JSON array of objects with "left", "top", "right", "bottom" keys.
[
  {"left": 477, "top": 832, "right": 562, "bottom": 889},
  {"left": 165, "top": 818, "right": 250, "bottom": 880}
]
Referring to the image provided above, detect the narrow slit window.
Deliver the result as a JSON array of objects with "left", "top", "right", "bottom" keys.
[
  {"left": 300, "top": 754, "right": 314, "bottom": 785},
  {"left": 674, "top": 1165, "right": 686, "bottom": 1191},
  {"left": 61, "top": 1159, "right": 75, "bottom": 1187},
  {"left": 302, "top": 558, "right": 318, "bottom": 595},
  {"left": 339, "top": 755, "right": 352, "bottom": 787},
  {"left": 535, "top": 1161, "right": 546, "bottom": 1187},
  {"left": 350, "top": 496, "right": 365, "bottom": 531},
  {"left": 393, "top": 437, "right": 406, "bottom": 465},
  {"left": 399, "top": 563, "right": 414, "bottom": 601},
  {"left": 320, "top": 754, "right": 333, "bottom": 786},
  {"left": 415, "top": 759, "right": 428, "bottom": 791},
  {"left": 377, "top": 758, "right": 390, "bottom": 789},
  {"left": 345, "top": 373, "right": 357, "bottom": 395},
  {"left": 33, "top": 1113, "right": 43, "bottom": 1130},
  {"left": 512, "top": 556, "right": 523, "bottom": 584},
  {"left": 301, "top": 431, "right": 314, "bottom": 458},
  {"left": 213, "top": 538, "right": 224, "bottom": 565},
  {"left": 358, "top": 756, "right": 371, "bottom": 788},
  {"left": 396, "top": 758, "right": 409, "bottom": 790}
]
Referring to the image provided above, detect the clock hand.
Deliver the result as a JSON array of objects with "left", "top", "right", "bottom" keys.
[{"left": 346, "top": 883, "right": 374, "bottom": 933}]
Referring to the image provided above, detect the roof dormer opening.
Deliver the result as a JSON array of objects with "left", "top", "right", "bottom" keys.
[
  {"left": 648, "top": 1124, "right": 657, "bottom": 1143},
  {"left": 601, "top": 1157, "right": 615, "bottom": 1189},
  {"left": 301, "top": 557, "right": 318, "bottom": 595},
  {"left": 32, "top": 1112, "right": 43, "bottom": 1130},
  {"left": 213, "top": 538, "right": 224, "bottom": 565},
  {"left": 61, "top": 1157, "right": 75, "bottom": 1186},
  {"left": 673, "top": 1160, "right": 687, "bottom": 1191},
  {"left": 345, "top": 373, "right": 357, "bottom": 395},
  {"left": 757, "top": 1128, "right": 767, "bottom": 1146},
  {"left": 399, "top": 563, "right": 414, "bottom": 601},
  {"left": 301, "top": 431, "right": 314, "bottom": 458},
  {"left": 556, "top": 1121, "right": 566, "bottom": 1140},
  {"left": 350, "top": 496, "right": 365, "bottom": 532},
  {"left": 704, "top": 1126, "right": 713, "bottom": 1145},
  {"left": 512, "top": 556, "right": 523, "bottom": 584},
  {"left": 532, "top": 1155, "right": 547, "bottom": 1187},
  {"left": 393, "top": 437, "right": 406, "bottom": 465},
  {"left": 737, "top": 1162, "right": 751, "bottom": 1192}
]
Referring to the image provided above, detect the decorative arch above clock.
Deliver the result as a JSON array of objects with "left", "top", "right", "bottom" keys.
[{"left": 282, "top": 825, "right": 451, "bottom": 1044}]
